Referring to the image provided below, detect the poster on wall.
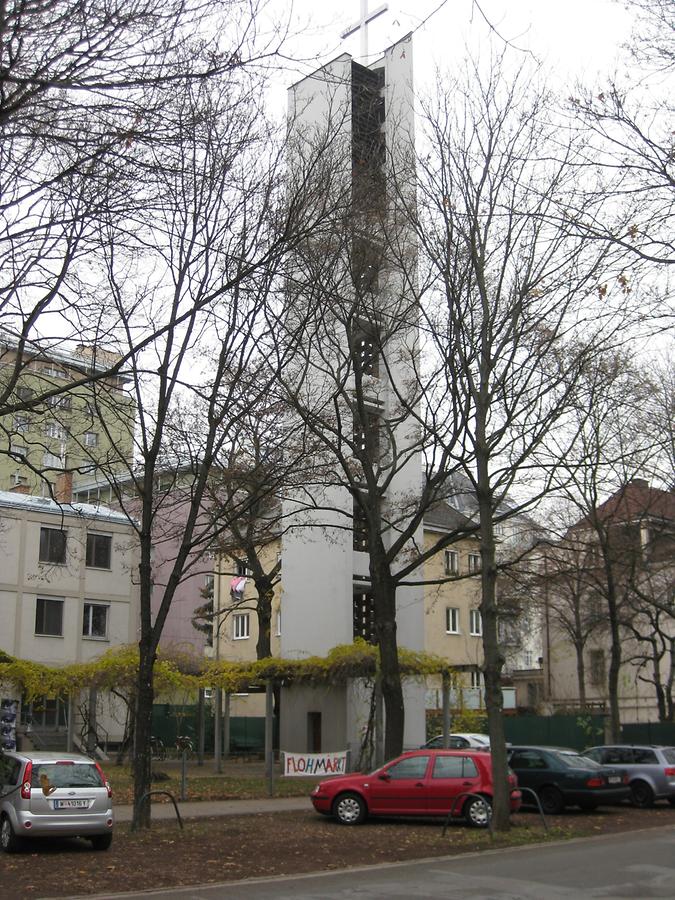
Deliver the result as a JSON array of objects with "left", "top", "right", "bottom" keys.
[{"left": 1, "top": 699, "right": 19, "bottom": 751}]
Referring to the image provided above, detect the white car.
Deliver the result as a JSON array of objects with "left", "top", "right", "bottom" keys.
[
  {"left": 0, "top": 751, "right": 114, "bottom": 853},
  {"left": 422, "top": 733, "right": 490, "bottom": 750}
]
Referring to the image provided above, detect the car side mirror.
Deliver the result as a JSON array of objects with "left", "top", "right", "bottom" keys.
[{"left": 378, "top": 772, "right": 391, "bottom": 782}]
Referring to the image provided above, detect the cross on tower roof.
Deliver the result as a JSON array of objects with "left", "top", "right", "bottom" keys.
[{"left": 341, "top": 1, "right": 389, "bottom": 63}]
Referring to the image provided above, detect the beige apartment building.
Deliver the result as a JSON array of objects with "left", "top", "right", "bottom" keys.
[{"left": 0, "top": 486, "right": 139, "bottom": 748}]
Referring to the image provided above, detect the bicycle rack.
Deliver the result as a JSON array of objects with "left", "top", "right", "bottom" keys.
[
  {"left": 134, "top": 790, "right": 184, "bottom": 830},
  {"left": 442, "top": 792, "right": 494, "bottom": 837},
  {"left": 517, "top": 786, "right": 549, "bottom": 831},
  {"left": 441, "top": 787, "right": 545, "bottom": 837}
]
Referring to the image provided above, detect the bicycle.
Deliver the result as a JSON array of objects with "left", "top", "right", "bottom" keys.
[
  {"left": 175, "top": 734, "right": 194, "bottom": 758},
  {"left": 150, "top": 735, "right": 166, "bottom": 761}
]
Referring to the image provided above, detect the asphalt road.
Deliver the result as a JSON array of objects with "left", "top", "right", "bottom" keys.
[{"left": 85, "top": 825, "right": 675, "bottom": 900}]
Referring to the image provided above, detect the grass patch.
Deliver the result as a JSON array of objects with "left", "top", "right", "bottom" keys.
[{"left": 106, "top": 766, "right": 318, "bottom": 804}]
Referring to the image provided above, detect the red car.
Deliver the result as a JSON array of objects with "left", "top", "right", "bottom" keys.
[{"left": 310, "top": 749, "right": 521, "bottom": 827}]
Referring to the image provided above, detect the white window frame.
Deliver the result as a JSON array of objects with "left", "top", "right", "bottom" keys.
[
  {"left": 470, "top": 669, "right": 483, "bottom": 689},
  {"left": 45, "top": 421, "right": 66, "bottom": 440},
  {"left": 233, "top": 612, "right": 250, "bottom": 640},
  {"left": 468, "top": 553, "right": 481, "bottom": 573},
  {"left": 43, "top": 450, "right": 65, "bottom": 469},
  {"left": 470, "top": 608, "right": 482, "bottom": 636},
  {"left": 82, "top": 602, "right": 109, "bottom": 639},
  {"left": 84, "top": 431, "right": 99, "bottom": 447},
  {"left": 444, "top": 549, "right": 459, "bottom": 576},
  {"left": 445, "top": 607, "right": 460, "bottom": 634}
]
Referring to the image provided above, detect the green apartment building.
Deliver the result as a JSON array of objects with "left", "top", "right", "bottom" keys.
[{"left": 0, "top": 337, "right": 135, "bottom": 496}]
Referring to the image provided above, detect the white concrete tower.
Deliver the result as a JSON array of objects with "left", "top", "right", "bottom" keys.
[{"left": 280, "top": 30, "right": 424, "bottom": 758}]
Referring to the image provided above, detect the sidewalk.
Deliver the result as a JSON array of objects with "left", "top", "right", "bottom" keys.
[{"left": 114, "top": 795, "right": 310, "bottom": 822}]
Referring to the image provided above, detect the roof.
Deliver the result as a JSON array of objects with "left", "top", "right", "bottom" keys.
[
  {"left": 423, "top": 500, "right": 476, "bottom": 533},
  {"left": 0, "top": 490, "right": 133, "bottom": 525},
  {"left": 585, "top": 480, "right": 675, "bottom": 527}
]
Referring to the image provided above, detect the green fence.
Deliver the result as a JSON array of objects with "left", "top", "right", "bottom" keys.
[
  {"left": 621, "top": 722, "right": 675, "bottom": 746},
  {"left": 151, "top": 704, "right": 270, "bottom": 753},
  {"left": 503, "top": 714, "right": 606, "bottom": 751}
]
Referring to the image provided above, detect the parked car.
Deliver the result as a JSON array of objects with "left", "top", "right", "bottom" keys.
[
  {"left": 507, "top": 745, "right": 630, "bottom": 814},
  {"left": 0, "top": 751, "right": 113, "bottom": 853},
  {"left": 422, "top": 733, "right": 491, "bottom": 750},
  {"left": 583, "top": 745, "right": 675, "bottom": 808},
  {"left": 310, "top": 749, "right": 521, "bottom": 827}
]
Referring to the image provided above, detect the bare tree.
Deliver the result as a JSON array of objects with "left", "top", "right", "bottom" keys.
[
  {"left": 0, "top": 0, "right": 290, "bottom": 438},
  {"left": 552, "top": 352, "right": 666, "bottom": 739},
  {"left": 566, "top": 0, "right": 674, "bottom": 270},
  {"left": 392, "top": 55, "right": 644, "bottom": 828}
]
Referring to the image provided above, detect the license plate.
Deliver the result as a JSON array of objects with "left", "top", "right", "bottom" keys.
[
  {"left": 54, "top": 799, "right": 89, "bottom": 809},
  {"left": 608, "top": 776, "right": 620, "bottom": 784}
]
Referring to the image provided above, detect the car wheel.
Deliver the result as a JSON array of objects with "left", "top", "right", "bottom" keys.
[
  {"left": 578, "top": 799, "right": 598, "bottom": 811},
  {"left": 333, "top": 792, "right": 367, "bottom": 826},
  {"left": 630, "top": 780, "right": 655, "bottom": 808},
  {"left": 0, "top": 816, "right": 21, "bottom": 854},
  {"left": 464, "top": 795, "right": 492, "bottom": 828},
  {"left": 539, "top": 786, "right": 565, "bottom": 815},
  {"left": 90, "top": 833, "right": 113, "bottom": 851}
]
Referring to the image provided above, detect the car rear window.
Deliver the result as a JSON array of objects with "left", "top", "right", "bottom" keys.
[
  {"left": 556, "top": 752, "right": 601, "bottom": 769},
  {"left": 632, "top": 748, "right": 658, "bottom": 765},
  {"left": 30, "top": 762, "right": 104, "bottom": 790},
  {"left": 432, "top": 755, "right": 479, "bottom": 779},
  {"left": 662, "top": 749, "right": 675, "bottom": 765}
]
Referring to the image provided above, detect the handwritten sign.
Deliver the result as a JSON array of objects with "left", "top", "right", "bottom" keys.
[{"left": 282, "top": 751, "right": 348, "bottom": 777}]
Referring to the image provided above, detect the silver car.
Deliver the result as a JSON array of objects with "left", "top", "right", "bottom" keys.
[
  {"left": 584, "top": 744, "right": 675, "bottom": 808},
  {"left": 0, "top": 751, "right": 114, "bottom": 852}
]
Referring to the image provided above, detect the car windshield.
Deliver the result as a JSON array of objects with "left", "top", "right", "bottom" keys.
[
  {"left": 30, "top": 762, "right": 104, "bottom": 790},
  {"left": 554, "top": 751, "right": 601, "bottom": 770}
]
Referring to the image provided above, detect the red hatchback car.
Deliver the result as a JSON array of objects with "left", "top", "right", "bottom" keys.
[{"left": 310, "top": 749, "right": 521, "bottom": 827}]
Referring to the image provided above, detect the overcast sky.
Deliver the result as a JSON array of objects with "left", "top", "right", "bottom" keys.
[{"left": 275, "top": 0, "right": 635, "bottom": 93}]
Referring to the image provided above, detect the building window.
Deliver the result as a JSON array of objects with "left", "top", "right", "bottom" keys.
[
  {"left": 353, "top": 495, "right": 370, "bottom": 552},
  {"left": 470, "top": 669, "right": 483, "bottom": 689},
  {"left": 235, "top": 559, "right": 248, "bottom": 577},
  {"left": 16, "top": 385, "right": 34, "bottom": 401},
  {"left": 276, "top": 608, "right": 282, "bottom": 636},
  {"left": 444, "top": 550, "right": 459, "bottom": 576},
  {"left": 353, "top": 591, "right": 376, "bottom": 643},
  {"left": 35, "top": 598, "right": 64, "bottom": 636},
  {"left": 45, "top": 421, "right": 66, "bottom": 440},
  {"left": 86, "top": 533, "right": 112, "bottom": 569},
  {"left": 41, "top": 364, "right": 67, "bottom": 379},
  {"left": 46, "top": 394, "right": 72, "bottom": 410},
  {"left": 445, "top": 607, "right": 460, "bottom": 634},
  {"left": 590, "top": 649, "right": 606, "bottom": 686},
  {"left": 10, "top": 444, "right": 27, "bottom": 460},
  {"left": 14, "top": 415, "right": 30, "bottom": 434},
  {"left": 469, "top": 608, "right": 482, "bottom": 636},
  {"left": 43, "top": 450, "right": 65, "bottom": 469},
  {"left": 468, "top": 553, "right": 481, "bottom": 573},
  {"left": 233, "top": 613, "right": 250, "bottom": 640},
  {"left": 84, "top": 431, "right": 99, "bottom": 448},
  {"left": 39, "top": 527, "right": 67, "bottom": 564},
  {"left": 524, "top": 650, "right": 534, "bottom": 668},
  {"left": 82, "top": 603, "right": 108, "bottom": 639}
]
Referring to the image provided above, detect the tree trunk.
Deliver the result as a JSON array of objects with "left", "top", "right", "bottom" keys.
[
  {"left": 255, "top": 581, "right": 274, "bottom": 660},
  {"left": 574, "top": 640, "right": 587, "bottom": 707},
  {"left": 131, "top": 648, "right": 155, "bottom": 830},
  {"left": 475, "top": 451, "right": 510, "bottom": 831},
  {"left": 604, "top": 575, "right": 622, "bottom": 741},
  {"left": 370, "top": 554, "right": 404, "bottom": 759}
]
